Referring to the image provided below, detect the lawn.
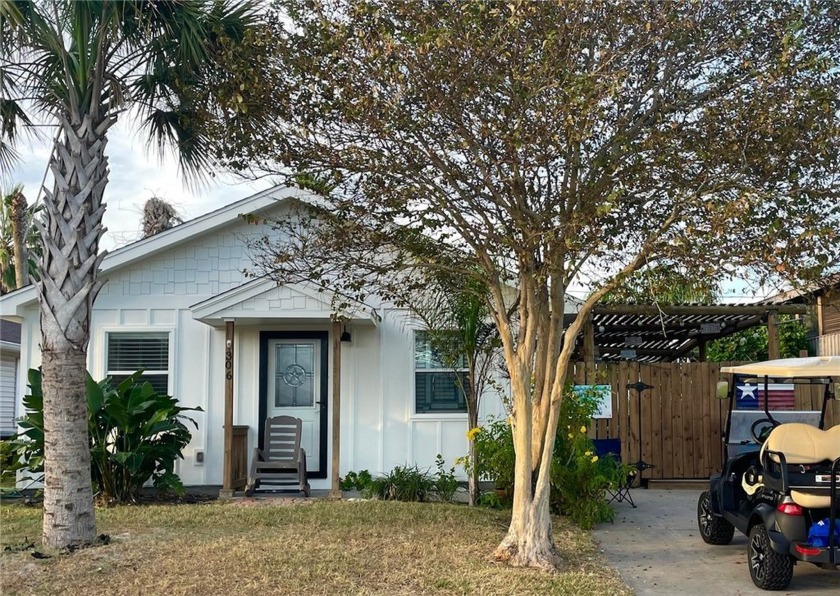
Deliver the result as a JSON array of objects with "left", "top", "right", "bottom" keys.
[{"left": 0, "top": 499, "right": 629, "bottom": 595}]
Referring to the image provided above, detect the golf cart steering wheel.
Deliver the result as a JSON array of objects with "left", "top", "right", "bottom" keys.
[{"left": 750, "top": 418, "right": 778, "bottom": 444}]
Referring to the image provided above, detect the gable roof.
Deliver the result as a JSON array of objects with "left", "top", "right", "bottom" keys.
[
  {"left": 0, "top": 185, "right": 314, "bottom": 315},
  {"left": 190, "top": 277, "right": 380, "bottom": 326}
]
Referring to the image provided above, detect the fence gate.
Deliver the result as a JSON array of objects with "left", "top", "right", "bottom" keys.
[{"left": 572, "top": 361, "right": 839, "bottom": 480}]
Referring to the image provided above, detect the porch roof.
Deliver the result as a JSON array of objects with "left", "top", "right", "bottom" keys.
[{"left": 190, "top": 277, "right": 380, "bottom": 327}]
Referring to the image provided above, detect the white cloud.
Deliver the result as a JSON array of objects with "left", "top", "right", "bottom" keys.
[{"left": 6, "top": 118, "right": 274, "bottom": 252}]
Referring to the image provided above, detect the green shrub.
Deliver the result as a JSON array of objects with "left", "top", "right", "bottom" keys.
[
  {"left": 364, "top": 464, "right": 436, "bottom": 501},
  {"left": 467, "top": 416, "right": 515, "bottom": 492},
  {"left": 550, "top": 385, "right": 629, "bottom": 529},
  {"left": 1, "top": 369, "right": 202, "bottom": 504},
  {"left": 461, "top": 385, "right": 629, "bottom": 527},
  {"left": 432, "top": 454, "right": 459, "bottom": 503},
  {"left": 340, "top": 469, "right": 373, "bottom": 491},
  {"left": 359, "top": 456, "right": 460, "bottom": 503}
]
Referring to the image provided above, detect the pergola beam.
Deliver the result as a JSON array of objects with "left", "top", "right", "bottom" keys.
[{"left": 593, "top": 304, "right": 807, "bottom": 316}]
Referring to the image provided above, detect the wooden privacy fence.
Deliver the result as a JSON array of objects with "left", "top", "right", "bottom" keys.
[{"left": 571, "top": 361, "right": 840, "bottom": 480}]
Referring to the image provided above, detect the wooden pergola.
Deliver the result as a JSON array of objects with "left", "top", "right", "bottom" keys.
[{"left": 572, "top": 302, "right": 809, "bottom": 364}]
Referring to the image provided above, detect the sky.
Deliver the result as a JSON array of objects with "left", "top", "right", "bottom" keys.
[
  {"left": 6, "top": 119, "right": 769, "bottom": 302},
  {"left": 6, "top": 118, "right": 274, "bottom": 252}
]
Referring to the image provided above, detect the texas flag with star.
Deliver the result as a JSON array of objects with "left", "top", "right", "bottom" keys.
[{"left": 735, "top": 382, "right": 796, "bottom": 410}]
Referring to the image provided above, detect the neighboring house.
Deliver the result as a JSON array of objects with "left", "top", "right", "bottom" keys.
[
  {"left": 0, "top": 319, "right": 21, "bottom": 438},
  {"left": 769, "top": 275, "right": 840, "bottom": 356},
  {"left": 1, "top": 186, "right": 579, "bottom": 492}
]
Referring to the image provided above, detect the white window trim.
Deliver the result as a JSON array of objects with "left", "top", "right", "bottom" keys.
[
  {"left": 411, "top": 329, "right": 469, "bottom": 418},
  {"left": 99, "top": 326, "right": 176, "bottom": 395}
]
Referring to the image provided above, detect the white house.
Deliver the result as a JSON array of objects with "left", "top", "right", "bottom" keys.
[
  {"left": 0, "top": 186, "right": 582, "bottom": 494},
  {"left": 0, "top": 319, "right": 20, "bottom": 438}
]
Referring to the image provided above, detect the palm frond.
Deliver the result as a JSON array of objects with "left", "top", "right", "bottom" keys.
[{"left": 142, "top": 107, "right": 213, "bottom": 187}]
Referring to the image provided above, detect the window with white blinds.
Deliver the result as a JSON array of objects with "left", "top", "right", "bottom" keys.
[{"left": 106, "top": 332, "right": 170, "bottom": 394}]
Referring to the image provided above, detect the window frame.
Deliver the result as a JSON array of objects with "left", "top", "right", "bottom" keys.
[
  {"left": 412, "top": 329, "right": 469, "bottom": 416},
  {"left": 103, "top": 329, "right": 174, "bottom": 395}
]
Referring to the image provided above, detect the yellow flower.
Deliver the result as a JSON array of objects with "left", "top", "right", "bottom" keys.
[
  {"left": 466, "top": 427, "right": 482, "bottom": 441},
  {"left": 585, "top": 451, "right": 592, "bottom": 456},
  {"left": 580, "top": 425, "right": 587, "bottom": 434},
  {"left": 591, "top": 455, "right": 599, "bottom": 463},
  {"left": 567, "top": 433, "right": 574, "bottom": 439}
]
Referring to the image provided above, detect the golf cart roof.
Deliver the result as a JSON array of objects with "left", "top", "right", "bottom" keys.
[{"left": 721, "top": 356, "right": 840, "bottom": 378}]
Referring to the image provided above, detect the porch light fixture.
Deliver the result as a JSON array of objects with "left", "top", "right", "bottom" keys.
[{"left": 340, "top": 325, "right": 352, "bottom": 343}]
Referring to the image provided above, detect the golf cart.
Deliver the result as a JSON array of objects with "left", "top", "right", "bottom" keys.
[{"left": 697, "top": 356, "right": 840, "bottom": 591}]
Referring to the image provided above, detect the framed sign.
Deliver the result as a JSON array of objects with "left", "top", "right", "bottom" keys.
[{"left": 573, "top": 384, "right": 613, "bottom": 419}]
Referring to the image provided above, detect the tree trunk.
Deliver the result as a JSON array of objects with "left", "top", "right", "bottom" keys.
[
  {"left": 467, "top": 406, "right": 479, "bottom": 506},
  {"left": 41, "top": 346, "right": 95, "bottom": 547},
  {"left": 493, "top": 406, "right": 558, "bottom": 569},
  {"left": 36, "top": 113, "right": 110, "bottom": 549},
  {"left": 10, "top": 189, "right": 28, "bottom": 289}
]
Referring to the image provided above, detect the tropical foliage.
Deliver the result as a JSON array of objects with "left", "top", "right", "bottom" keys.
[
  {"left": 1, "top": 369, "right": 201, "bottom": 504},
  {"left": 414, "top": 277, "right": 502, "bottom": 506},
  {"left": 550, "top": 386, "right": 629, "bottom": 530}
]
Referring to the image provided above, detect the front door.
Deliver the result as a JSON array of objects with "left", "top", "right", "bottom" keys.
[{"left": 260, "top": 332, "right": 328, "bottom": 478}]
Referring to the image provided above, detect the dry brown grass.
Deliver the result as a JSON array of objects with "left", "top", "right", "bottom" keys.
[{"left": 0, "top": 500, "right": 629, "bottom": 595}]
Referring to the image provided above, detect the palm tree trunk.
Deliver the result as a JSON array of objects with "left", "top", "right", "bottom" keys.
[
  {"left": 35, "top": 113, "right": 110, "bottom": 549},
  {"left": 41, "top": 347, "right": 95, "bottom": 546},
  {"left": 10, "top": 189, "right": 28, "bottom": 289}
]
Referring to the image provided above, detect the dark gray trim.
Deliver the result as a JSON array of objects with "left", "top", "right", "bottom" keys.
[{"left": 259, "top": 331, "right": 329, "bottom": 479}]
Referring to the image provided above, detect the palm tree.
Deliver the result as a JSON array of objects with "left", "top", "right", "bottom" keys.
[
  {"left": 0, "top": 184, "right": 40, "bottom": 294},
  {"left": 0, "top": 0, "right": 259, "bottom": 549},
  {"left": 142, "top": 196, "right": 183, "bottom": 238}
]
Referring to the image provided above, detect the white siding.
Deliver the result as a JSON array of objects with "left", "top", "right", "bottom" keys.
[
  {"left": 3, "top": 196, "right": 512, "bottom": 489},
  {"left": 0, "top": 353, "right": 17, "bottom": 437}
]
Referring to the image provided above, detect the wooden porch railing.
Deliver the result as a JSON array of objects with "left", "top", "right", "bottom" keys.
[{"left": 231, "top": 425, "right": 249, "bottom": 490}]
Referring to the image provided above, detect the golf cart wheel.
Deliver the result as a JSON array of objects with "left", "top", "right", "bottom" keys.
[
  {"left": 748, "top": 523, "right": 793, "bottom": 590},
  {"left": 697, "top": 491, "right": 734, "bottom": 545}
]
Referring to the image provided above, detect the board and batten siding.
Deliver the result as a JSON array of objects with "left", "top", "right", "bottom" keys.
[
  {"left": 0, "top": 353, "right": 17, "bottom": 437},
  {"left": 3, "top": 194, "right": 513, "bottom": 489},
  {"left": 378, "top": 309, "right": 509, "bottom": 477}
]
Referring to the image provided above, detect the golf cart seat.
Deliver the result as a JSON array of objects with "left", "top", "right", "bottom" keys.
[{"left": 760, "top": 423, "right": 840, "bottom": 508}]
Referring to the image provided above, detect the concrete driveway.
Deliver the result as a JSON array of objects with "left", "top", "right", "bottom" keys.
[{"left": 594, "top": 489, "right": 840, "bottom": 595}]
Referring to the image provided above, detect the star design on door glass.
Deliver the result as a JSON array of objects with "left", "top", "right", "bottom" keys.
[{"left": 283, "top": 364, "right": 307, "bottom": 387}]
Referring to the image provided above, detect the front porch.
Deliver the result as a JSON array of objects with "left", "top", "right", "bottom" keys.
[{"left": 188, "top": 277, "right": 380, "bottom": 498}]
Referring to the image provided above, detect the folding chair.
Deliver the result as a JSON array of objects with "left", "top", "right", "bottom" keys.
[{"left": 592, "top": 438, "right": 638, "bottom": 508}]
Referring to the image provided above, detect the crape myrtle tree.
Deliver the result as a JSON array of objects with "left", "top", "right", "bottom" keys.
[
  {"left": 231, "top": 1, "right": 840, "bottom": 568},
  {"left": 0, "top": 0, "right": 265, "bottom": 549}
]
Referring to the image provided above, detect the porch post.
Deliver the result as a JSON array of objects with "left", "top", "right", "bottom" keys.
[
  {"left": 582, "top": 313, "right": 596, "bottom": 377},
  {"left": 330, "top": 320, "right": 342, "bottom": 499},
  {"left": 221, "top": 320, "right": 235, "bottom": 498}
]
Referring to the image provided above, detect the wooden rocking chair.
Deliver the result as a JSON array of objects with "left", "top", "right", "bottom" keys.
[{"left": 244, "top": 416, "right": 311, "bottom": 497}]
